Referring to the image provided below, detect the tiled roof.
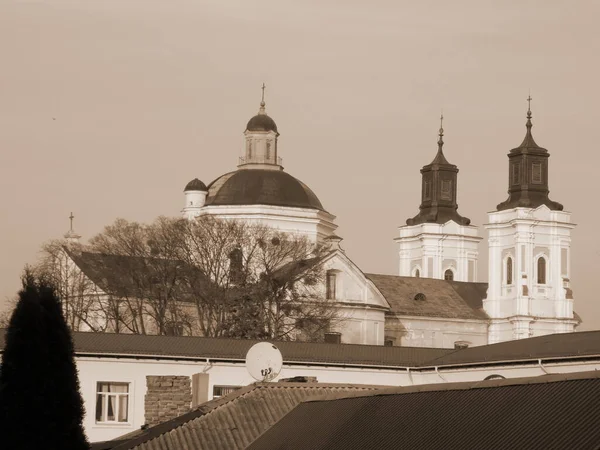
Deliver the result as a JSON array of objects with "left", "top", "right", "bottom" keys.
[
  {"left": 93, "top": 382, "right": 385, "bottom": 450},
  {"left": 248, "top": 371, "right": 600, "bottom": 450},
  {"left": 0, "top": 329, "right": 453, "bottom": 368},
  {"left": 366, "top": 273, "right": 489, "bottom": 320}
]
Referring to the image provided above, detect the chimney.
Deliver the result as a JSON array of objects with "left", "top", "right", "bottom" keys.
[{"left": 144, "top": 376, "right": 192, "bottom": 427}]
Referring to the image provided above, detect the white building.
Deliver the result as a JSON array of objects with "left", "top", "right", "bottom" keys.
[
  {"left": 56, "top": 93, "right": 580, "bottom": 348},
  {"left": 2, "top": 328, "right": 596, "bottom": 443},
  {"left": 483, "top": 103, "right": 578, "bottom": 342}
]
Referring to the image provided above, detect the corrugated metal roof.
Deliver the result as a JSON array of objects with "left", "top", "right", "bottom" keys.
[
  {"left": 365, "top": 273, "right": 489, "bottom": 320},
  {"left": 423, "top": 329, "right": 600, "bottom": 367},
  {"left": 3, "top": 329, "right": 599, "bottom": 370},
  {"left": 248, "top": 371, "right": 600, "bottom": 450},
  {"left": 0, "top": 329, "right": 453, "bottom": 368},
  {"left": 103, "top": 382, "right": 385, "bottom": 450}
]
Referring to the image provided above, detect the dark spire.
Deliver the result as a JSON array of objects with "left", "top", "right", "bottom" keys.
[
  {"left": 406, "top": 115, "right": 471, "bottom": 226},
  {"left": 496, "top": 96, "right": 563, "bottom": 211}
]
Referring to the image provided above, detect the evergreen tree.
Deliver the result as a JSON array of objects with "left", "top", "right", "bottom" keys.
[{"left": 0, "top": 269, "right": 89, "bottom": 449}]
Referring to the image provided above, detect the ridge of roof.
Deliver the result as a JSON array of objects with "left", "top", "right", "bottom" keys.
[
  {"left": 301, "top": 370, "right": 600, "bottom": 404},
  {"left": 105, "top": 381, "right": 385, "bottom": 450}
]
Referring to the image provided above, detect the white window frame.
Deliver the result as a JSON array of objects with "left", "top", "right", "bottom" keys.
[{"left": 95, "top": 381, "right": 131, "bottom": 425}]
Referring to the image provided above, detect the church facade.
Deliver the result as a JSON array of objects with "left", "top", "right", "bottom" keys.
[
  {"left": 177, "top": 93, "right": 579, "bottom": 348},
  {"left": 61, "top": 92, "right": 579, "bottom": 348}
]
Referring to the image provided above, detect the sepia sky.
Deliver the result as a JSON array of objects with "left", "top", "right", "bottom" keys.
[{"left": 1, "top": 0, "right": 599, "bottom": 329}]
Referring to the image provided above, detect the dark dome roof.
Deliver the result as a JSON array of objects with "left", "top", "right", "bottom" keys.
[
  {"left": 246, "top": 114, "right": 278, "bottom": 133},
  {"left": 184, "top": 178, "right": 208, "bottom": 192},
  {"left": 205, "top": 169, "right": 324, "bottom": 211}
]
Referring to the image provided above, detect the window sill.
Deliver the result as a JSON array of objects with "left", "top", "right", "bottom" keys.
[{"left": 92, "top": 422, "right": 133, "bottom": 428}]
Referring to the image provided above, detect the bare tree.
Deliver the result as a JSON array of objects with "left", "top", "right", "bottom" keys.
[
  {"left": 32, "top": 241, "right": 110, "bottom": 332},
  {"left": 27, "top": 215, "right": 344, "bottom": 341},
  {"left": 87, "top": 217, "right": 193, "bottom": 335}
]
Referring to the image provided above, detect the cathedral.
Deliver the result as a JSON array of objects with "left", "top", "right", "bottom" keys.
[
  {"left": 62, "top": 91, "right": 579, "bottom": 349},
  {"left": 176, "top": 91, "right": 579, "bottom": 348}
]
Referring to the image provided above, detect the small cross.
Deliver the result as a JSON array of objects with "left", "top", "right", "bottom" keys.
[
  {"left": 261, "top": 83, "right": 266, "bottom": 103},
  {"left": 527, "top": 94, "right": 532, "bottom": 111},
  {"left": 69, "top": 212, "right": 74, "bottom": 232}
]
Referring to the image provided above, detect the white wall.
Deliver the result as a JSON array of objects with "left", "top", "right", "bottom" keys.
[
  {"left": 78, "top": 354, "right": 600, "bottom": 443},
  {"left": 396, "top": 316, "right": 488, "bottom": 348}
]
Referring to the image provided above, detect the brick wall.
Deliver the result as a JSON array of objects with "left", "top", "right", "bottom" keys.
[{"left": 145, "top": 375, "right": 192, "bottom": 427}]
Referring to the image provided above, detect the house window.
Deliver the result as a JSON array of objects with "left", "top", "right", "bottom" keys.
[
  {"left": 384, "top": 339, "right": 394, "bottom": 347},
  {"left": 213, "top": 385, "right": 241, "bottom": 399},
  {"left": 506, "top": 257, "right": 513, "bottom": 285},
  {"left": 266, "top": 141, "right": 271, "bottom": 159},
  {"left": 95, "top": 382, "right": 129, "bottom": 423},
  {"left": 324, "top": 332, "right": 342, "bottom": 344},
  {"left": 537, "top": 257, "right": 547, "bottom": 284},
  {"left": 165, "top": 322, "right": 184, "bottom": 336},
  {"left": 229, "top": 248, "right": 244, "bottom": 284},
  {"left": 326, "top": 271, "right": 337, "bottom": 300},
  {"left": 444, "top": 269, "right": 454, "bottom": 281}
]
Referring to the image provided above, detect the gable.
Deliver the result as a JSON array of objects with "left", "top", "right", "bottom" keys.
[
  {"left": 365, "top": 274, "right": 488, "bottom": 321},
  {"left": 321, "top": 251, "right": 390, "bottom": 309}
]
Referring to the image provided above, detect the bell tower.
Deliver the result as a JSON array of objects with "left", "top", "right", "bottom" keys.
[
  {"left": 396, "top": 116, "right": 481, "bottom": 281},
  {"left": 239, "top": 84, "right": 282, "bottom": 171},
  {"left": 483, "top": 97, "right": 579, "bottom": 343}
]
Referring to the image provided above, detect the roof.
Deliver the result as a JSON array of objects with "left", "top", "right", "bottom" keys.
[
  {"left": 2, "top": 329, "right": 596, "bottom": 370},
  {"left": 405, "top": 132, "right": 471, "bottom": 226},
  {"left": 423, "top": 328, "right": 600, "bottom": 367},
  {"left": 365, "top": 273, "right": 489, "bottom": 320},
  {"left": 205, "top": 169, "right": 325, "bottom": 211},
  {"left": 246, "top": 113, "right": 278, "bottom": 133},
  {"left": 184, "top": 178, "right": 208, "bottom": 192},
  {"left": 93, "top": 382, "right": 385, "bottom": 450},
  {"left": 496, "top": 111, "right": 564, "bottom": 212},
  {"left": 66, "top": 250, "right": 203, "bottom": 299},
  {"left": 248, "top": 371, "right": 600, "bottom": 450},
  {"left": 0, "top": 329, "right": 453, "bottom": 368}
]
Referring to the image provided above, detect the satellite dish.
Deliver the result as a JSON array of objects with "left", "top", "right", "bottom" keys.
[{"left": 245, "top": 342, "right": 283, "bottom": 382}]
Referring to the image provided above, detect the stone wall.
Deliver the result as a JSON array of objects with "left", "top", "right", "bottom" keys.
[{"left": 145, "top": 375, "right": 192, "bottom": 427}]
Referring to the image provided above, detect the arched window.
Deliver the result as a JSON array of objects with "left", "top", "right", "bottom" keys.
[
  {"left": 537, "top": 257, "right": 547, "bottom": 284},
  {"left": 444, "top": 269, "right": 454, "bottom": 281},
  {"left": 326, "top": 270, "right": 337, "bottom": 300},
  {"left": 266, "top": 141, "right": 271, "bottom": 159},
  {"left": 506, "top": 257, "right": 513, "bottom": 285},
  {"left": 414, "top": 269, "right": 420, "bottom": 278}
]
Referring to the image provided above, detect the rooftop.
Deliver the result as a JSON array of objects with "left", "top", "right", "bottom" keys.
[
  {"left": 91, "top": 382, "right": 385, "bottom": 450},
  {"left": 2, "top": 329, "right": 599, "bottom": 370},
  {"left": 248, "top": 371, "right": 600, "bottom": 450}
]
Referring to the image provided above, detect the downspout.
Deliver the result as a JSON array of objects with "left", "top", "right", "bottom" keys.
[
  {"left": 435, "top": 366, "right": 448, "bottom": 382},
  {"left": 202, "top": 358, "right": 213, "bottom": 373},
  {"left": 406, "top": 367, "right": 414, "bottom": 385},
  {"left": 538, "top": 359, "right": 549, "bottom": 374}
]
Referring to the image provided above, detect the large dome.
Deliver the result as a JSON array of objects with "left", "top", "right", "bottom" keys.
[{"left": 205, "top": 169, "right": 325, "bottom": 211}]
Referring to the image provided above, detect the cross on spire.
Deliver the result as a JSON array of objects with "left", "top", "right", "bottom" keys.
[
  {"left": 527, "top": 93, "right": 532, "bottom": 119},
  {"left": 261, "top": 83, "right": 266, "bottom": 104},
  {"left": 69, "top": 212, "right": 74, "bottom": 232}
]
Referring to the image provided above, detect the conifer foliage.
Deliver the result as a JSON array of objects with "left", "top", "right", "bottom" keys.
[{"left": 0, "top": 269, "right": 89, "bottom": 449}]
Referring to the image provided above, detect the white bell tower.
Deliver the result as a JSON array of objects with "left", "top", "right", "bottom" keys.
[
  {"left": 396, "top": 116, "right": 481, "bottom": 282},
  {"left": 483, "top": 98, "right": 579, "bottom": 343}
]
